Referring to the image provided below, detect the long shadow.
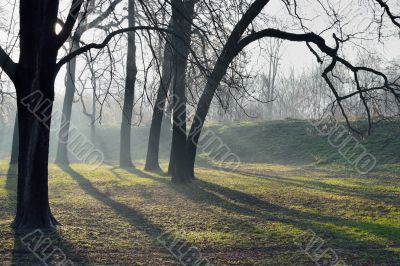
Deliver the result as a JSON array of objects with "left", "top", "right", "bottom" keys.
[
  {"left": 11, "top": 230, "right": 90, "bottom": 266},
  {"left": 123, "top": 166, "right": 282, "bottom": 221},
  {"left": 60, "top": 165, "right": 164, "bottom": 236},
  {"left": 124, "top": 167, "right": 400, "bottom": 264},
  {"left": 129, "top": 167, "right": 400, "bottom": 237},
  {"left": 126, "top": 167, "right": 400, "bottom": 241},
  {"left": 197, "top": 178, "right": 400, "bottom": 244},
  {"left": 232, "top": 169, "right": 400, "bottom": 208},
  {"left": 197, "top": 161, "right": 398, "bottom": 207},
  {"left": 197, "top": 179, "right": 400, "bottom": 232},
  {"left": 59, "top": 165, "right": 191, "bottom": 264},
  {"left": 4, "top": 165, "right": 89, "bottom": 265}
]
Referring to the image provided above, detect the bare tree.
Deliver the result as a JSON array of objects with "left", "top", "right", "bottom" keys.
[
  {"left": 55, "top": 0, "right": 124, "bottom": 165},
  {"left": 120, "top": 0, "right": 138, "bottom": 168},
  {"left": 145, "top": 19, "right": 173, "bottom": 171},
  {"left": 167, "top": 0, "right": 197, "bottom": 183},
  {"left": 185, "top": 0, "right": 400, "bottom": 179},
  {"left": 185, "top": 0, "right": 272, "bottom": 179},
  {"left": 0, "top": 0, "right": 172, "bottom": 230}
]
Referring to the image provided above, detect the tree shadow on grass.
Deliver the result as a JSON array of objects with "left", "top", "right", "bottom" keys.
[
  {"left": 59, "top": 165, "right": 192, "bottom": 265},
  {"left": 11, "top": 230, "right": 90, "bottom": 266},
  {"left": 5, "top": 165, "right": 90, "bottom": 265},
  {"left": 232, "top": 169, "right": 400, "bottom": 208},
  {"left": 198, "top": 178, "right": 400, "bottom": 240},
  {"left": 124, "top": 167, "right": 400, "bottom": 265}
]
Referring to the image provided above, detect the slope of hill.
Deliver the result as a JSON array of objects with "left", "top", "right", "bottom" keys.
[
  {"left": 1, "top": 119, "right": 399, "bottom": 167},
  {"left": 201, "top": 119, "right": 400, "bottom": 167}
]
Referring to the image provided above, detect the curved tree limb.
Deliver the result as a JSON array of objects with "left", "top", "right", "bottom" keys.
[
  {"left": 239, "top": 28, "right": 400, "bottom": 134},
  {"left": 56, "top": 0, "right": 85, "bottom": 47},
  {"left": 0, "top": 45, "right": 17, "bottom": 81},
  {"left": 56, "top": 26, "right": 174, "bottom": 72},
  {"left": 376, "top": 0, "right": 400, "bottom": 28}
]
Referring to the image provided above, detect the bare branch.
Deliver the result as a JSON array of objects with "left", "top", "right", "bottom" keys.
[
  {"left": 0, "top": 45, "right": 17, "bottom": 81},
  {"left": 376, "top": 0, "right": 400, "bottom": 28},
  {"left": 56, "top": 26, "right": 173, "bottom": 72},
  {"left": 56, "top": 0, "right": 85, "bottom": 47},
  {"left": 83, "top": 0, "right": 124, "bottom": 30}
]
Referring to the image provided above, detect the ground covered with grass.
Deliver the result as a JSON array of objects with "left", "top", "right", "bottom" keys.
[{"left": 1, "top": 161, "right": 399, "bottom": 265}]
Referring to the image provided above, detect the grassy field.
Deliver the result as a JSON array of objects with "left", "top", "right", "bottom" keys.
[
  {"left": 1, "top": 120, "right": 400, "bottom": 265},
  {"left": 0, "top": 160, "right": 399, "bottom": 265}
]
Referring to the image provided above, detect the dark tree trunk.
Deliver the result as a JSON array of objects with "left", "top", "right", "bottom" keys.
[
  {"left": 144, "top": 25, "right": 173, "bottom": 172},
  {"left": 185, "top": 140, "right": 196, "bottom": 179},
  {"left": 185, "top": 0, "right": 270, "bottom": 178},
  {"left": 10, "top": 0, "right": 62, "bottom": 231},
  {"left": 13, "top": 89, "right": 58, "bottom": 230},
  {"left": 55, "top": 39, "right": 79, "bottom": 165},
  {"left": 168, "top": 130, "right": 177, "bottom": 175},
  {"left": 9, "top": 115, "right": 19, "bottom": 165},
  {"left": 13, "top": 55, "right": 59, "bottom": 230},
  {"left": 168, "top": 0, "right": 195, "bottom": 183},
  {"left": 186, "top": 63, "right": 229, "bottom": 179},
  {"left": 119, "top": 0, "right": 137, "bottom": 168}
]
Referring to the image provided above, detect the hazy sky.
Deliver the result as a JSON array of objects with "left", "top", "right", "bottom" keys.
[
  {"left": 1, "top": 0, "right": 400, "bottom": 97},
  {"left": 250, "top": 0, "right": 400, "bottom": 76}
]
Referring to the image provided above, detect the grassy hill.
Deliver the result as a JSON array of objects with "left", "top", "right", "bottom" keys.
[
  {"left": 73, "top": 119, "right": 400, "bottom": 168},
  {"left": 1, "top": 119, "right": 400, "bottom": 168},
  {"left": 200, "top": 119, "right": 400, "bottom": 167}
]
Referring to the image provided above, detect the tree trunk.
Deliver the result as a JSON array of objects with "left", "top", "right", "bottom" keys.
[
  {"left": 168, "top": 0, "right": 195, "bottom": 183},
  {"left": 91, "top": 88, "right": 96, "bottom": 146},
  {"left": 13, "top": 93, "right": 58, "bottom": 230},
  {"left": 168, "top": 130, "right": 176, "bottom": 175},
  {"left": 89, "top": 68, "right": 97, "bottom": 146},
  {"left": 119, "top": 0, "right": 137, "bottom": 168},
  {"left": 55, "top": 39, "right": 79, "bottom": 165},
  {"left": 10, "top": 0, "right": 62, "bottom": 231},
  {"left": 186, "top": 63, "right": 229, "bottom": 178},
  {"left": 9, "top": 115, "right": 19, "bottom": 165},
  {"left": 185, "top": 0, "right": 270, "bottom": 178},
  {"left": 13, "top": 60, "right": 59, "bottom": 231},
  {"left": 144, "top": 23, "right": 173, "bottom": 172}
]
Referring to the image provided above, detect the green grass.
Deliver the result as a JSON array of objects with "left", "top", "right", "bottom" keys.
[
  {"left": 3, "top": 118, "right": 399, "bottom": 166},
  {"left": 201, "top": 119, "right": 400, "bottom": 166},
  {"left": 1, "top": 119, "right": 399, "bottom": 264},
  {"left": 0, "top": 161, "right": 399, "bottom": 265}
]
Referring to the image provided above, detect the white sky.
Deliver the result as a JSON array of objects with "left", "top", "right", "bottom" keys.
[
  {"left": 1, "top": 0, "right": 400, "bottom": 95},
  {"left": 249, "top": 0, "right": 400, "bottom": 76}
]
